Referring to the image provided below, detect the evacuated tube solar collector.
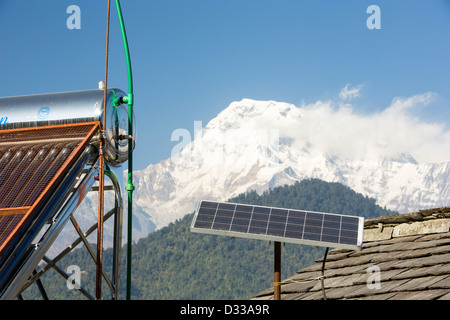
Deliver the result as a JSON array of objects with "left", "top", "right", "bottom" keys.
[
  {"left": 0, "top": 88, "right": 132, "bottom": 166},
  {"left": 0, "top": 87, "right": 131, "bottom": 299}
]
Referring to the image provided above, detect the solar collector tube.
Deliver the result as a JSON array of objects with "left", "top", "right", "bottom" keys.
[
  {"left": 0, "top": 89, "right": 114, "bottom": 127},
  {"left": 0, "top": 89, "right": 130, "bottom": 166}
]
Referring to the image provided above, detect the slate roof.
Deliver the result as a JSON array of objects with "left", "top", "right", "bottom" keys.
[{"left": 253, "top": 207, "right": 450, "bottom": 300}]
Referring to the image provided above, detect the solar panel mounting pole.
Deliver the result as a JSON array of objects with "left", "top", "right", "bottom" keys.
[{"left": 274, "top": 241, "right": 281, "bottom": 300}]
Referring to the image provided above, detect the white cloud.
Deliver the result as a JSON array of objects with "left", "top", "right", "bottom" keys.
[
  {"left": 278, "top": 91, "right": 450, "bottom": 164},
  {"left": 186, "top": 90, "right": 449, "bottom": 167},
  {"left": 339, "top": 83, "right": 363, "bottom": 100},
  {"left": 383, "top": 92, "right": 436, "bottom": 114}
]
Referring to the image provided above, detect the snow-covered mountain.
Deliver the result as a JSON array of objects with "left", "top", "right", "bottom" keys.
[{"left": 130, "top": 96, "right": 450, "bottom": 236}]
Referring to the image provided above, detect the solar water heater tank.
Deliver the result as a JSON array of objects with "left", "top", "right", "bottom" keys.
[{"left": 0, "top": 88, "right": 132, "bottom": 166}]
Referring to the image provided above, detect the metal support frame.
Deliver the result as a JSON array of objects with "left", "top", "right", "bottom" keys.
[{"left": 14, "top": 164, "right": 123, "bottom": 300}]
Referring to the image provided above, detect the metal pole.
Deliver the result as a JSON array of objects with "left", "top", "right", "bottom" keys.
[
  {"left": 106, "top": 169, "right": 123, "bottom": 300},
  {"left": 274, "top": 241, "right": 281, "bottom": 300},
  {"left": 96, "top": 0, "right": 111, "bottom": 300},
  {"left": 32, "top": 270, "right": 48, "bottom": 300}
]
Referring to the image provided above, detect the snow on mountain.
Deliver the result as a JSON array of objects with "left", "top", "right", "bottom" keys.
[{"left": 130, "top": 95, "right": 450, "bottom": 236}]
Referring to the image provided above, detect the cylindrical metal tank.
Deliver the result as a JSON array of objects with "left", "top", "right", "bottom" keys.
[{"left": 0, "top": 88, "right": 131, "bottom": 166}]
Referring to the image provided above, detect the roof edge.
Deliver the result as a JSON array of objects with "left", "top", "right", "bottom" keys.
[{"left": 364, "top": 207, "right": 450, "bottom": 242}]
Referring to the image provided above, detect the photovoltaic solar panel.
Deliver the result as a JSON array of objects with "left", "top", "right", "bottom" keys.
[{"left": 191, "top": 200, "right": 364, "bottom": 250}]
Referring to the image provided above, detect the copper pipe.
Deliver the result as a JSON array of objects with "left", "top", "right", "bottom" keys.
[
  {"left": 96, "top": 0, "right": 111, "bottom": 300},
  {"left": 96, "top": 142, "right": 105, "bottom": 300}
]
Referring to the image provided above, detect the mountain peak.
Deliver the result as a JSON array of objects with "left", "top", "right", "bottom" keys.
[{"left": 207, "top": 99, "right": 298, "bottom": 131}]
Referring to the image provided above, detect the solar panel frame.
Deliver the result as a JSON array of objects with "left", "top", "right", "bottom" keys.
[{"left": 191, "top": 200, "right": 364, "bottom": 250}]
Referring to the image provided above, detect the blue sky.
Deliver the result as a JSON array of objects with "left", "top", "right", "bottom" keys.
[{"left": 1, "top": 0, "right": 450, "bottom": 170}]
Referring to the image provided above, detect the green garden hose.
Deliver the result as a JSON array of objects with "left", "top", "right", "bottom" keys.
[{"left": 115, "top": 0, "right": 134, "bottom": 300}]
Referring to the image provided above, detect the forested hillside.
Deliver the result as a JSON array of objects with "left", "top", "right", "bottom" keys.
[{"left": 22, "top": 179, "right": 396, "bottom": 300}]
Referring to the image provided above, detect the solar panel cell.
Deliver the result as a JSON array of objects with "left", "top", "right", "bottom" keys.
[
  {"left": 248, "top": 217, "right": 269, "bottom": 235},
  {"left": 193, "top": 220, "right": 212, "bottom": 229},
  {"left": 303, "top": 231, "right": 321, "bottom": 241},
  {"left": 287, "top": 210, "right": 306, "bottom": 223},
  {"left": 305, "top": 212, "right": 323, "bottom": 221},
  {"left": 236, "top": 205, "right": 252, "bottom": 212},
  {"left": 253, "top": 206, "right": 270, "bottom": 214},
  {"left": 321, "top": 234, "right": 339, "bottom": 243},
  {"left": 323, "top": 219, "right": 340, "bottom": 230},
  {"left": 218, "top": 203, "right": 235, "bottom": 211},
  {"left": 342, "top": 215, "right": 359, "bottom": 226},
  {"left": 269, "top": 213, "right": 287, "bottom": 223},
  {"left": 230, "top": 222, "right": 249, "bottom": 233},
  {"left": 284, "top": 229, "right": 302, "bottom": 239},
  {"left": 340, "top": 236, "right": 357, "bottom": 245},
  {"left": 201, "top": 201, "right": 218, "bottom": 209},
  {"left": 266, "top": 227, "right": 285, "bottom": 237}
]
